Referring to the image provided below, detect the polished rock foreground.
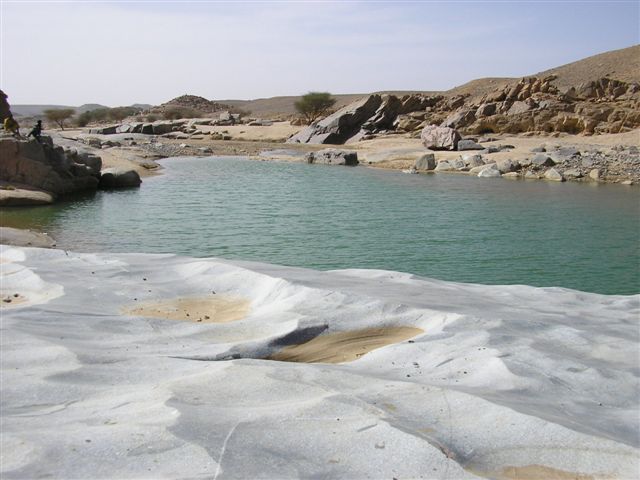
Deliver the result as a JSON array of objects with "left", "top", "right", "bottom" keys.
[{"left": 1, "top": 246, "right": 638, "bottom": 479}]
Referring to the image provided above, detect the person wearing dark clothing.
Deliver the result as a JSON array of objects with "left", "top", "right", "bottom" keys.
[{"left": 27, "top": 120, "right": 43, "bottom": 142}]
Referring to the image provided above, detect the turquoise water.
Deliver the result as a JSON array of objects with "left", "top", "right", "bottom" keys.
[{"left": 2, "top": 156, "right": 639, "bottom": 294}]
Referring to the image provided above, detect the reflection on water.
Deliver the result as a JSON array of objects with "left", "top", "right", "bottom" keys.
[{"left": 2, "top": 156, "right": 639, "bottom": 294}]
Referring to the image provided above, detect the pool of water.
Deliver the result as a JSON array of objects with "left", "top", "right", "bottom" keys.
[{"left": 3, "top": 156, "right": 639, "bottom": 294}]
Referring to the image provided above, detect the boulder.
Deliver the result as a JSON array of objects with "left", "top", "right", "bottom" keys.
[
  {"left": 414, "top": 153, "right": 436, "bottom": 171},
  {"left": 0, "top": 188, "right": 55, "bottom": 206},
  {"left": 502, "top": 172, "right": 521, "bottom": 179},
  {"left": 442, "top": 109, "right": 475, "bottom": 129},
  {"left": 477, "top": 166, "right": 501, "bottom": 177},
  {"left": 589, "top": 169, "right": 601, "bottom": 181},
  {"left": 434, "top": 160, "right": 455, "bottom": 172},
  {"left": 506, "top": 101, "right": 531, "bottom": 116},
  {"left": 469, "top": 163, "right": 496, "bottom": 175},
  {"left": 563, "top": 169, "right": 583, "bottom": 179},
  {"left": 152, "top": 122, "right": 174, "bottom": 135},
  {"left": 544, "top": 168, "right": 565, "bottom": 182},
  {"left": 462, "top": 154, "right": 485, "bottom": 168},
  {"left": 457, "top": 139, "right": 483, "bottom": 151},
  {"left": 476, "top": 103, "right": 497, "bottom": 117},
  {"left": 141, "top": 123, "right": 154, "bottom": 135},
  {"left": 524, "top": 171, "right": 540, "bottom": 180},
  {"left": 530, "top": 154, "right": 556, "bottom": 168},
  {"left": 450, "top": 158, "right": 466, "bottom": 170},
  {"left": 288, "top": 95, "right": 383, "bottom": 144},
  {"left": 305, "top": 149, "right": 358, "bottom": 166},
  {"left": 495, "top": 159, "right": 520, "bottom": 173},
  {"left": 99, "top": 168, "right": 142, "bottom": 188},
  {"left": 421, "top": 125, "right": 461, "bottom": 151},
  {"left": 76, "top": 151, "right": 102, "bottom": 176},
  {"left": 88, "top": 126, "right": 118, "bottom": 135}
]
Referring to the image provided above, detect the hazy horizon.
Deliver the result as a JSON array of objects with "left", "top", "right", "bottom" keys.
[{"left": 1, "top": 1, "right": 638, "bottom": 106}]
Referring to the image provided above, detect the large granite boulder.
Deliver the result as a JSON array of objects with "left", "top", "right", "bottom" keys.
[
  {"left": 99, "top": 168, "right": 142, "bottom": 188},
  {"left": 288, "top": 95, "right": 383, "bottom": 144},
  {"left": 421, "top": 125, "right": 461, "bottom": 151},
  {"left": 305, "top": 149, "right": 358, "bottom": 166},
  {"left": 0, "top": 135, "right": 99, "bottom": 196}
]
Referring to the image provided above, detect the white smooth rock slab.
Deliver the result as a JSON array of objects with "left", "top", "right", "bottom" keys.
[{"left": 1, "top": 246, "right": 638, "bottom": 479}]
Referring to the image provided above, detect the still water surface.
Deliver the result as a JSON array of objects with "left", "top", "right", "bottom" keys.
[{"left": 3, "top": 156, "right": 639, "bottom": 294}]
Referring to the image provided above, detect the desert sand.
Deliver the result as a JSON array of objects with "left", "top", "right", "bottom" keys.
[
  {"left": 269, "top": 326, "right": 424, "bottom": 363},
  {"left": 124, "top": 295, "right": 250, "bottom": 323}
]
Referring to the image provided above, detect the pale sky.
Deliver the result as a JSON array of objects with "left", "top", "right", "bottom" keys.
[{"left": 1, "top": 0, "right": 638, "bottom": 106}]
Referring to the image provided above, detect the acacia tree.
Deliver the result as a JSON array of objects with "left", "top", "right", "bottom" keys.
[
  {"left": 294, "top": 92, "right": 336, "bottom": 124},
  {"left": 44, "top": 108, "right": 76, "bottom": 130}
]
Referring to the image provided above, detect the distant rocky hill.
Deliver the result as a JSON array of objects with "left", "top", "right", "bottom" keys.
[
  {"left": 11, "top": 103, "right": 153, "bottom": 118},
  {"left": 148, "top": 95, "right": 234, "bottom": 116},
  {"left": 228, "top": 45, "right": 640, "bottom": 119}
]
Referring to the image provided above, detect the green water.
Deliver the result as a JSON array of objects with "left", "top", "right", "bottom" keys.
[{"left": 2, "top": 156, "right": 639, "bottom": 294}]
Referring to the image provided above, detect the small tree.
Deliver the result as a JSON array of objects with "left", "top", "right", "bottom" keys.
[
  {"left": 294, "top": 92, "right": 336, "bottom": 124},
  {"left": 44, "top": 108, "right": 76, "bottom": 130}
]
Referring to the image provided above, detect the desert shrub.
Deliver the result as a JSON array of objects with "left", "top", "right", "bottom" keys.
[
  {"left": 163, "top": 107, "right": 202, "bottom": 120},
  {"left": 294, "top": 92, "right": 336, "bottom": 124},
  {"left": 44, "top": 108, "right": 76, "bottom": 130}
]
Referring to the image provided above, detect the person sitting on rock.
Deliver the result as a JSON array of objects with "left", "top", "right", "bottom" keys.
[
  {"left": 3, "top": 115, "right": 22, "bottom": 139},
  {"left": 27, "top": 120, "right": 43, "bottom": 142}
]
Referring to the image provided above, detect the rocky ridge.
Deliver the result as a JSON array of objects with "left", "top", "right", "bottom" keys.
[{"left": 288, "top": 76, "right": 639, "bottom": 145}]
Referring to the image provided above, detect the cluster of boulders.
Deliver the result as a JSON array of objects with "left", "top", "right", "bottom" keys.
[
  {"left": 0, "top": 135, "right": 100, "bottom": 196},
  {"left": 0, "top": 133, "right": 142, "bottom": 205},
  {"left": 414, "top": 133, "right": 639, "bottom": 184},
  {"left": 288, "top": 76, "right": 640, "bottom": 145},
  {"left": 85, "top": 112, "right": 274, "bottom": 140}
]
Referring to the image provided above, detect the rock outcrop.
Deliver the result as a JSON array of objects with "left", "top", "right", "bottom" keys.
[
  {"left": 99, "top": 168, "right": 142, "bottom": 188},
  {"left": 288, "top": 95, "right": 383, "bottom": 144},
  {"left": 287, "top": 73, "right": 640, "bottom": 145},
  {"left": 305, "top": 149, "right": 359, "bottom": 166},
  {"left": 0, "top": 135, "right": 99, "bottom": 196}
]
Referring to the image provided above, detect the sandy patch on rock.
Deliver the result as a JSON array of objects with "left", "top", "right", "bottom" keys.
[
  {"left": 124, "top": 295, "right": 250, "bottom": 323},
  {"left": 497, "top": 464, "right": 595, "bottom": 480},
  {"left": 269, "top": 326, "right": 423, "bottom": 363},
  {"left": 0, "top": 293, "right": 28, "bottom": 308}
]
